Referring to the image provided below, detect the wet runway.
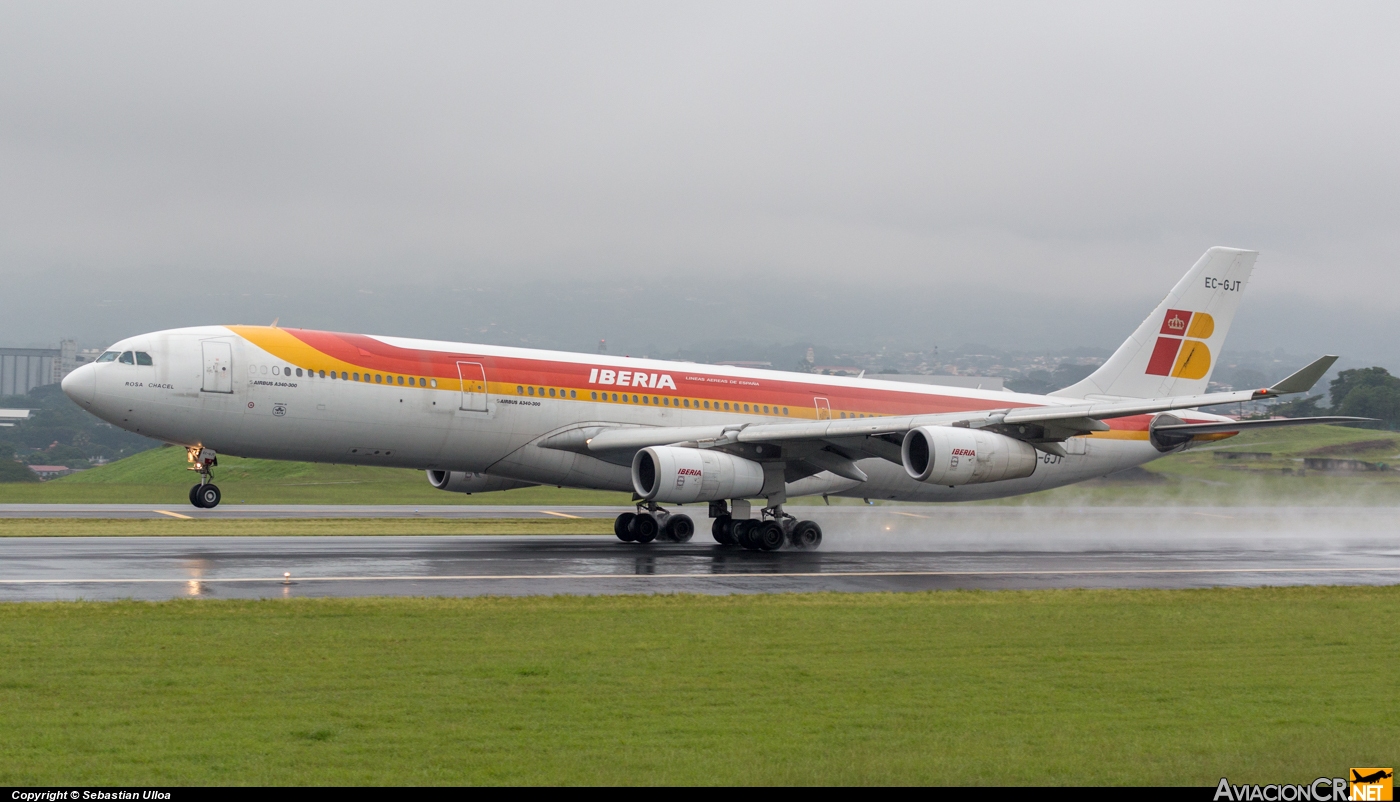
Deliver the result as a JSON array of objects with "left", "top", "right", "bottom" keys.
[
  {"left": 0, "top": 503, "right": 628, "bottom": 519},
  {"left": 1, "top": 506, "right": 1397, "bottom": 600}
]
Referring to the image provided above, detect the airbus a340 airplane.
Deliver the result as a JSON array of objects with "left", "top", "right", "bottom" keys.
[{"left": 63, "top": 248, "right": 1360, "bottom": 550}]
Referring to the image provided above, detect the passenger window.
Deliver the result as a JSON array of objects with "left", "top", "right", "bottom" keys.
[
  {"left": 528, "top": 386, "right": 534, "bottom": 395},
  {"left": 285, "top": 366, "right": 292, "bottom": 375},
  {"left": 272, "top": 366, "right": 280, "bottom": 375},
  {"left": 722, "top": 402, "right": 730, "bottom": 411},
  {"left": 318, "top": 370, "right": 325, "bottom": 378},
  {"left": 375, "top": 375, "right": 382, "bottom": 383},
  {"left": 549, "top": 388, "right": 556, "bottom": 397},
  {"left": 763, "top": 406, "right": 769, "bottom": 414},
  {"left": 590, "top": 391, "right": 597, "bottom": 400},
  {"left": 662, "top": 397, "right": 669, "bottom": 406},
  {"left": 641, "top": 395, "right": 648, "bottom": 404},
  {"left": 653, "top": 397, "right": 659, "bottom": 405},
  {"left": 296, "top": 368, "right": 303, "bottom": 377},
  {"left": 430, "top": 379, "right": 437, "bottom": 388},
  {"left": 518, "top": 386, "right": 524, "bottom": 394},
  {"left": 539, "top": 387, "right": 545, "bottom": 397},
  {"left": 743, "top": 404, "right": 750, "bottom": 412},
  {"left": 96, "top": 351, "right": 119, "bottom": 363},
  {"left": 783, "top": 407, "right": 789, "bottom": 415},
  {"left": 397, "top": 376, "right": 404, "bottom": 385},
  {"left": 570, "top": 390, "right": 576, "bottom": 398},
  {"left": 135, "top": 352, "right": 153, "bottom": 366},
  {"left": 353, "top": 373, "right": 360, "bottom": 381},
  {"left": 118, "top": 351, "right": 135, "bottom": 365},
  {"left": 703, "top": 400, "right": 710, "bottom": 409},
  {"left": 840, "top": 412, "right": 847, "bottom": 418},
  {"left": 260, "top": 365, "right": 268, "bottom": 374}
]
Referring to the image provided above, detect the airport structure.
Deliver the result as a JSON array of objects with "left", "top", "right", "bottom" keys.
[{"left": 0, "top": 340, "right": 85, "bottom": 396}]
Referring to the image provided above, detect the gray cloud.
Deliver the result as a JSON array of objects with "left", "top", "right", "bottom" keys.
[{"left": 2, "top": 1, "right": 1398, "bottom": 357}]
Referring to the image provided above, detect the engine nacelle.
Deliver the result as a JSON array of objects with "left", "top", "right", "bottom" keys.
[
  {"left": 900, "top": 426, "right": 1038, "bottom": 486},
  {"left": 426, "top": 470, "right": 538, "bottom": 494},
  {"left": 632, "top": 446, "right": 766, "bottom": 503}
]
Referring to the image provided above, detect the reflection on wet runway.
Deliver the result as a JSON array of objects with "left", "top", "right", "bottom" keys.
[{"left": 1, "top": 506, "right": 1397, "bottom": 601}]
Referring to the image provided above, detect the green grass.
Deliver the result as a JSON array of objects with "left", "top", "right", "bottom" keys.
[
  {"left": 1, "top": 587, "right": 1395, "bottom": 784},
  {"left": 0, "top": 447, "right": 632, "bottom": 505},
  {"left": 0, "top": 517, "right": 613, "bottom": 537},
  {"left": 2, "top": 425, "right": 1397, "bottom": 506}
]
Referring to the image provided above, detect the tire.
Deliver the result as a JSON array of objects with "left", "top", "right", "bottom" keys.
[
  {"left": 756, "top": 521, "right": 785, "bottom": 551},
  {"left": 630, "top": 513, "right": 659, "bottom": 543},
  {"left": 790, "top": 520, "right": 823, "bottom": 550},
  {"left": 189, "top": 484, "right": 206, "bottom": 509},
  {"left": 732, "top": 519, "right": 756, "bottom": 550},
  {"left": 195, "top": 483, "right": 221, "bottom": 509},
  {"left": 712, "top": 515, "right": 735, "bottom": 545},
  {"left": 615, "top": 512, "right": 637, "bottom": 542},
  {"left": 665, "top": 514, "right": 695, "bottom": 543}
]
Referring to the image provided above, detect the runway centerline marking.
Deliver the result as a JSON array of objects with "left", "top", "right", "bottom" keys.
[
  {"left": 153, "top": 510, "right": 193, "bottom": 520},
  {"left": 3, "top": 566, "right": 1398, "bottom": 584},
  {"left": 539, "top": 511, "right": 583, "bottom": 519},
  {"left": 890, "top": 512, "right": 930, "bottom": 519}
]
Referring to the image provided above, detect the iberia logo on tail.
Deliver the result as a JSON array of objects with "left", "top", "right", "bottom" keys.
[{"left": 1146, "top": 309, "right": 1215, "bottom": 378}]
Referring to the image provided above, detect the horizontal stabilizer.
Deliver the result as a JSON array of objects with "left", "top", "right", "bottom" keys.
[
  {"left": 1152, "top": 415, "right": 1374, "bottom": 435},
  {"left": 1268, "top": 355, "right": 1338, "bottom": 395}
]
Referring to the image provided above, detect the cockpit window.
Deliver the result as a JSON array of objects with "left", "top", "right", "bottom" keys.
[
  {"left": 96, "top": 351, "right": 119, "bottom": 363},
  {"left": 135, "top": 352, "right": 153, "bottom": 366},
  {"left": 118, "top": 351, "right": 135, "bottom": 365}
]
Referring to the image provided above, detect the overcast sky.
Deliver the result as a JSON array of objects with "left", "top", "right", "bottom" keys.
[{"left": 3, "top": 2, "right": 1398, "bottom": 362}]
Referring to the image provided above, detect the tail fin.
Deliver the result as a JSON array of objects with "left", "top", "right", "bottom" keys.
[{"left": 1052, "top": 247, "right": 1257, "bottom": 400}]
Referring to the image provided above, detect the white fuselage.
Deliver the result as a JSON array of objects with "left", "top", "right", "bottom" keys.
[{"left": 62, "top": 326, "right": 1222, "bottom": 502}]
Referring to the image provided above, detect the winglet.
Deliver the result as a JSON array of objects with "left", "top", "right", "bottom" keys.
[{"left": 1264, "top": 355, "right": 1338, "bottom": 396}]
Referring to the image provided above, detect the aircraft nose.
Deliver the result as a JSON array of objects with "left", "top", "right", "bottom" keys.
[{"left": 62, "top": 362, "right": 97, "bottom": 407}]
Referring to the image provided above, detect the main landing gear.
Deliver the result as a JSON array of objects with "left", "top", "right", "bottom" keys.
[
  {"left": 710, "top": 501, "right": 821, "bottom": 551},
  {"left": 614, "top": 503, "right": 696, "bottom": 544},
  {"left": 187, "top": 446, "right": 222, "bottom": 509},
  {"left": 612, "top": 500, "right": 821, "bottom": 551}
]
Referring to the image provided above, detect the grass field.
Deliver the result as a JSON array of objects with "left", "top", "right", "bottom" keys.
[
  {"left": 1, "top": 586, "right": 1394, "bottom": 785},
  {"left": 1, "top": 424, "right": 1397, "bottom": 506},
  {"left": 0, "top": 517, "right": 614, "bottom": 537}
]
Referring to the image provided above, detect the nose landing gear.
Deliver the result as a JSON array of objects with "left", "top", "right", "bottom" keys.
[{"left": 186, "top": 446, "right": 222, "bottom": 509}]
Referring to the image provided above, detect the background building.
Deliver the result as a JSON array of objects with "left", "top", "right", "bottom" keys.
[{"left": 0, "top": 340, "right": 82, "bottom": 396}]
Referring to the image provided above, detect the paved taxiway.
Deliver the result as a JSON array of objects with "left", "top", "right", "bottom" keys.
[{"left": 1, "top": 506, "right": 1396, "bottom": 600}]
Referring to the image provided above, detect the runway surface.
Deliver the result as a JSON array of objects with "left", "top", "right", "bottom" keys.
[{"left": 1, "top": 506, "right": 1397, "bottom": 600}]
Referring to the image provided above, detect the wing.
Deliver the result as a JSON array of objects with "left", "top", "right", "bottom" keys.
[{"left": 538, "top": 355, "right": 1358, "bottom": 482}]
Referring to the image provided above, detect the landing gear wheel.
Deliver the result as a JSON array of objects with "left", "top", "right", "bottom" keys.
[
  {"left": 194, "top": 484, "right": 221, "bottom": 509},
  {"left": 665, "top": 514, "right": 695, "bottom": 543},
  {"left": 712, "top": 516, "right": 736, "bottom": 545},
  {"left": 756, "top": 521, "right": 786, "bottom": 551},
  {"left": 189, "top": 484, "right": 205, "bottom": 508},
  {"left": 732, "top": 519, "right": 758, "bottom": 550},
  {"left": 630, "top": 513, "right": 659, "bottom": 543},
  {"left": 789, "top": 520, "right": 823, "bottom": 550},
  {"left": 615, "top": 512, "right": 637, "bottom": 542}
]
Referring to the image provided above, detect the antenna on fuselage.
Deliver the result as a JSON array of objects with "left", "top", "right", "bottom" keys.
[{"left": 270, "top": 318, "right": 279, "bottom": 328}]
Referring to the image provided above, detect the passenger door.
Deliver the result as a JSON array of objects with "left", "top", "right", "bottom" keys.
[
  {"left": 457, "top": 361, "right": 488, "bottom": 412},
  {"left": 201, "top": 341, "right": 233, "bottom": 393},
  {"left": 814, "top": 397, "right": 832, "bottom": 420}
]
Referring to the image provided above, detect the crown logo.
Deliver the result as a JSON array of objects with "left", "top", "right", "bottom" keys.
[{"left": 1166, "top": 315, "right": 1186, "bottom": 331}]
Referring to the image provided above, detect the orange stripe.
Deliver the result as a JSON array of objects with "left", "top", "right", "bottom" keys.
[{"left": 226, "top": 325, "right": 1235, "bottom": 433}]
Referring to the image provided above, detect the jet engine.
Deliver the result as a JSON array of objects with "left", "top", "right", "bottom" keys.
[
  {"left": 900, "top": 426, "right": 1038, "bottom": 486},
  {"left": 426, "top": 470, "right": 538, "bottom": 494},
  {"left": 632, "top": 446, "right": 766, "bottom": 503}
]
